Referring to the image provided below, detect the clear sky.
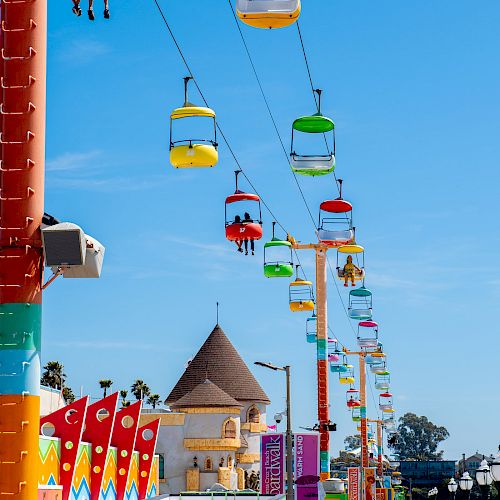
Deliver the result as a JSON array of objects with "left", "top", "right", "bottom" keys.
[{"left": 44, "top": 0, "right": 500, "bottom": 461}]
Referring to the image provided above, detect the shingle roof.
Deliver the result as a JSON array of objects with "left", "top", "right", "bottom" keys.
[
  {"left": 170, "top": 379, "right": 241, "bottom": 409},
  {"left": 166, "top": 324, "right": 270, "bottom": 405}
]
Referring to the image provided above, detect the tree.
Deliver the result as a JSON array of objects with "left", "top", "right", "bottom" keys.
[
  {"left": 344, "top": 434, "right": 362, "bottom": 451},
  {"left": 120, "top": 390, "right": 130, "bottom": 408},
  {"left": 62, "top": 387, "right": 76, "bottom": 404},
  {"left": 388, "top": 413, "right": 449, "bottom": 460},
  {"left": 41, "top": 361, "right": 66, "bottom": 390},
  {"left": 131, "top": 380, "right": 150, "bottom": 401},
  {"left": 99, "top": 379, "right": 113, "bottom": 398},
  {"left": 147, "top": 394, "right": 160, "bottom": 409}
]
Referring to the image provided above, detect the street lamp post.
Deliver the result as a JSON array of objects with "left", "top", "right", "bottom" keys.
[
  {"left": 489, "top": 448, "right": 500, "bottom": 497},
  {"left": 476, "top": 459, "right": 492, "bottom": 500},
  {"left": 448, "top": 478, "right": 458, "bottom": 500},
  {"left": 459, "top": 472, "right": 473, "bottom": 500},
  {"left": 255, "top": 362, "right": 294, "bottom": 500}
]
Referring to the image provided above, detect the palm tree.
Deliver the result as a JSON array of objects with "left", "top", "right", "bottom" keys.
[
  {"left": 99, "top": 379, "right": 113, "bottom": 398},
  {"left": 119, "top": 390, "right": 129, "bottom": 408},
  {"left": 147, "top": 394, "right": 161, "bottom": 409},
  {"left": 131, "top": 380, "right": 150, "bottom": 401},
  {"left": 62, "top": 387, "right": 76, "bottom": 403},
  {"left": 41, "top": 361, "right": 66, "bottom": 390}
]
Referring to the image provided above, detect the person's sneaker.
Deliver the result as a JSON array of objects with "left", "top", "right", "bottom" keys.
[
  {"left": 252, "top": 251, "right": 254, "bottom": 255},
  {"left": 237, "top": 248, "right": 243, "bottom": 253},
  {"left": 245, "top": 251, "right": 248, "bottom": 255},
  {"left": 104, "top": 9, "right": 110, "bottom": 19},
  {"left": 88, "top": 9, "right": 95, "bottom": 20},
  {"left": 344, "top": 283, "right": 348, "bottom": 287},
  {"left": 351, "top": 282, "right": 356, "bottom": 286}
]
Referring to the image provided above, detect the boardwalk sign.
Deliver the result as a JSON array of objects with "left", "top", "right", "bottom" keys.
[{"left": 261, "top": 433, "right": 285, "bottom": 495}]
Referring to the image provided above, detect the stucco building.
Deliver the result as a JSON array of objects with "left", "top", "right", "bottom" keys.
[{"left": 140, "top": 324, "right": 270, "bottom": 495}]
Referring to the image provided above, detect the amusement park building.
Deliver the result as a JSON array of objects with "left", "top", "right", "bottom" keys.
[{"left": 140, "top": 324, "right": 270, "bottom": 495}]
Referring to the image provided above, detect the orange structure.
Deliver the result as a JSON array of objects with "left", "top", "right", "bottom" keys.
[
  {"left": 0, "top": 0, "right": 47, "bottom": 498},
  {"left": 292, "top": 242, "right": 330, "bottom": 479}
]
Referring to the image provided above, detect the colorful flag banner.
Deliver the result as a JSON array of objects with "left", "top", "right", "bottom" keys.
[
  {"left": 348, "top": 468, "right": 360, "bottom": 500},
  {"left": 364, "top": 468, "right": 377, "bottom": 500},
  {"left": 261, "top": 433, "right": 285, "bottom": 495},
  {"left": 294, "top": 433, "right": 320, "bottom": 500}
]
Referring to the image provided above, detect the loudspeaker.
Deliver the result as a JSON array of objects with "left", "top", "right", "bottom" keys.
[{"left": 42, "top": 222, "right": 86, "bottom": 267}]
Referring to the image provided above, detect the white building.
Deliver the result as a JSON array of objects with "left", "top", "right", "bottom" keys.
[{"left": 140, "top": 324, "right": 270, "bottom": 495}]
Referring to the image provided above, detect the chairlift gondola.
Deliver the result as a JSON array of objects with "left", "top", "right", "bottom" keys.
[
  {"left": 306, "top": 313, "right": 317, "bottom": 343},
  {"left": 339, "top": 364, "right": 355, "bottom": 385},
  {"left": 264, "top": 222, "right": 294, "bottom": 278},
  {"left": 346, "top": 388, "right": 360, "bottom": 409},
  {"left": 225, "top": 171, "right": 263, "bottom": 245},
  {"left": 375, "top": 371, "right": 390, "bottom": 391},
  {"left": 290, "top": 90, "right": 335, "bottom": 176},
  {"left": 348, "top": 286, "right": 372, "bottom": 320},
  {"left": 379, "top": 392, "right": 393, "bottom": 411},
  {"left": 337, "top": 244, "right": 365, "bottom": 285},
  {"left": 289, "top": 265, "right": 315, "bottom": 312},
  {"left": 170, "top": 77, "right": 218, "bottom": 168},
  {"left": 317, "top": 180, "right": 355, "bottom": 246},
  {"left": 357, "top": 320, "right": 379, "bottom": 350},
  {"left": 236, "top": 0, "right": 301, "bottom": 29}
]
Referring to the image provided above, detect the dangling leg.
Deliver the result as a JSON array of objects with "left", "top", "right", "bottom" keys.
[
  {"left": 72, "top": 0, "right": 82, "bottom": 16},
  {"left": 104, "top": 0, "right": 110, "bottom": 18},
  {"left": 344, "top": 274, "right": 348, "bottom": 287},
  {"left": 351, "top": 274, "right": 356, "bottom": 286},
  {"left": 88, "top": 0, "right": 95, "bottom": 20},
  {"left": 244, "top": 240, "right": 248, "bottom": 256},
  {"left": 236, "top": 240, "right": 243, "bottom": 253},
  {"left": 251, "top": 239, "right": 255, "bottom": 256}
]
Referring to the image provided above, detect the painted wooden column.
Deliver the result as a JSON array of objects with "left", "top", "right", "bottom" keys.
[
  {"left": 0, "top": 0, "right": 46, "bottom": 498},
  {"left": 315, "top": 246, "right": 329, "bottom": 480}
]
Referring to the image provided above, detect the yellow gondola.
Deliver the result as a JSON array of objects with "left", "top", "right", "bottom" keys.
[
  {"left": 289, "top": 265, "right": 315, "bottom": 312},
  {"left": 170, "top": 77, "right": 218, "bottom": 168},
  {"left": 236, "top": 0, "right": 301, "bottom": 29},
  {"left": 339, "top": 364, "right": 355, "bottom": 385}
]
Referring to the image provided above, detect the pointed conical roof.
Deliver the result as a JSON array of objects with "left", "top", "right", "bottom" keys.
[
  {"left": 166, "top": 324, "right": 270, "bottom": 404},
  {"left": 170, "top": 379, "right": 241, "bottom": 409}
]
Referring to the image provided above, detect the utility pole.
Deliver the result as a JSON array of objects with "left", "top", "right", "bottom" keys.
[
  {"left": 292, "top": 242, "right": 331, "bottom": 480},
  {"left": 0, "top": 0, "right": 46, "bottom": 499},
  {"left": 367, "top": 419, "right": 384, "bottom": 478},
  {"left": 255, "top": 362, "right": 294, "bottom": 500}
]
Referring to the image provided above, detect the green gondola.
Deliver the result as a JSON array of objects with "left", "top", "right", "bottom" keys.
[{"left": 263, "top": 223, "right": 294, "bottom": 278}]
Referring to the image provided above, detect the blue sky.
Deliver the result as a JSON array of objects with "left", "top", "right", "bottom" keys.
[{"left": 43, "top": 0, "right": 500, "bottom": 460}]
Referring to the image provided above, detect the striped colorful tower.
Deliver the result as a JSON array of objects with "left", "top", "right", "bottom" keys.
[
  {"left": 0, "top": 0, "right": 47, "bottom": 498},
  {"left": 315, "top": 247, "right": 330, "bottom": 480}
]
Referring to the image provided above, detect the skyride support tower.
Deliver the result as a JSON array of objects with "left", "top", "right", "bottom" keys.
[{"left": 0, "top": 0, "right": 47, "bottom": 498}]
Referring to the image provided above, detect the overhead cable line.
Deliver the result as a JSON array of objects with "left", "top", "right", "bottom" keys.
[
  {"left": 152, "top": 0, "right": 288, "bottom": 235},
  {"left": 226, "top": 0, "right": 317, "bottom": 228}
]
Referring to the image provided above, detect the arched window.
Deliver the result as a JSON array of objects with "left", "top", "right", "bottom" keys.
[
  {"left": 223, "top": 419, "right": 237, "bottom": 439},
  {"left": 248, "top": 406, "right": 260, "bottom": 424},
  {"left": 205, "top": 456, "right": 213, "bottom": 471}
]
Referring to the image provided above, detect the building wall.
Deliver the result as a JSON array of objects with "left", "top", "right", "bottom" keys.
[
  {"left": 151, "top": 409, "right": 244, "bottom": 494},
  {"left": 40, "top": 386, "right": 66, "bottom": 416},
  {"left": 239, "top": 402, "right": 267, "bottom": 473},
  {"left": 399, "top": 461, "right": 456, "bottom": 486}
]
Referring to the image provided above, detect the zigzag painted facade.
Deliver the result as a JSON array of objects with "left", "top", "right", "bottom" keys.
[{"left": 38, "top": 394, "right": 159, "bottom": 500}]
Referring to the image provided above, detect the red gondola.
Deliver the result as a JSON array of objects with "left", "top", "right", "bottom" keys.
[{"left": 225, "top": 171, "right": 263, "bottom": 243}]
